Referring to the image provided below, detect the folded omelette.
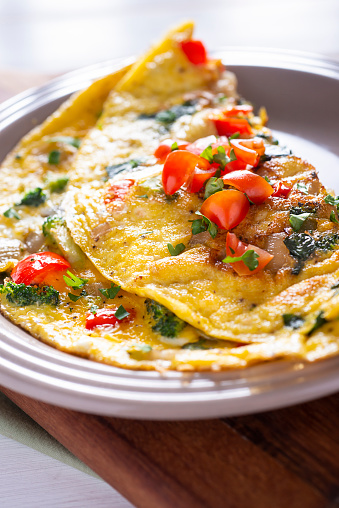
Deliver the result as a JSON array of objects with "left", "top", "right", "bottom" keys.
[{"left": 2, "top": 21, "right": 339, "bottom": 371}]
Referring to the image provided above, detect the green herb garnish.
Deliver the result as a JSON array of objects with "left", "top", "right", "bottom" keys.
[
  {"left": 99, "top": 283, "right": 121, "bottom": 299},
  {"left": 324, "top": 195, "right": 339, "bottom": 208},
  {"left": 49, "top": 136, "right": 81, "bottom": 149},
  {"left": 106, "top": 158, "right": 144, "bottom": 179},
  {"left": 90, "top": 304, "right": 98, "bottom": 315},
  {"left": 47, "top": 176, "right": 69, "bottom": 193},
  {"left": 171, "top": 141, "right": 179, "bottom": 151},
  {"left": 307, "top": 311, "right": 327, "bottom": 336},
  {"left": 153, "top": 100, "right": 197, "bottom": 126},
  {"left": 330, "top": 210, "right": 339, "bottom": 224},
  {"left": 3, "top": 208, "right": 20, "bottom": 220},
  {"left": 167, "top": 243, "right": 185, "bottom": 256},
  {"left": 282, "top": 313, "right": 304, "bottom": 329},
  {"left": 289, "top": 212, "right": 312, "bottom": 232},
  {"left": 204, "top": 177, "right": 224, "bottom": 200},
  {"left": 48, "top": 150, "right": 61, "bottom": 165},
  {"left": 190, "top": 211, "right": 218, "bottom": 239},
  {"left": 63, "top": 271, "right": 88, "bottom": 289},
  {"left": 295, "top": 182, "right": 308, "bottom": 194},
  {"left": 115, "top": 305, "right": 130, "bottom": 320},
  {"left": 223, "top": 249, "right": 259, "bottom": 271}
]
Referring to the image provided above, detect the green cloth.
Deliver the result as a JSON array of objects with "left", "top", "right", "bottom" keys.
[{"left": 0, "top": 391, "right": 99, "bottom": 478}]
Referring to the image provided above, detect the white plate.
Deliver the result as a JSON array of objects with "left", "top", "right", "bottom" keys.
[{"left": 1, "top": 50, "right": 339, "bottom": 420}]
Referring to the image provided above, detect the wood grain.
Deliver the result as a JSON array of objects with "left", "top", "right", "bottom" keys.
[{"left": 1, "top": 386, "right": 335, "bottom": 508}]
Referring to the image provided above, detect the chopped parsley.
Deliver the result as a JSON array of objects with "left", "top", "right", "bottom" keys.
[
  {"left": 190, "top": 211, "right": 218, "bottom": 239},
  {"left": 68, "top": 290, "right": 87, "bottom": 302},
  {"left": 282, "top": 313, "right": 304, "bottom": 329},
  {"left": 204, "top": 177, "right": 224, "bottom": 200},
  {"left": 330, "top": 210, "right": 339, "bottom": 224},
  {"left": 115, "top": 305, "right": 130, "bottom": 320},
  {"left": 90, "top": 304, "right": 98, "bottom": 315},
  {"left": 223, "top": 249, "right": 259, "bottom": 271},
  {"left": 63, "top": 271, "right": 88, "bottom": 289},
  {"left": 167, "top": 243, "right": 185, "bottom": 256},
  {"left": 99, "top": 283, "right": 121, "bottom": 299},
  {"left": 3, "top": 207, "right": 20, "bottom": 220},
  {"left": 264, "top": 176, "right": 273, "bottom": 185},
  {"left": 295, "top": 182, "right": 308, "bottom": 194},
  {"left": 201, "top": 145, "right": 236, "bottom": 174},
  {"left": 47, "top": 176, "right": 69, "bottom": 193},
  {"left": 106, "top": 158, "right": 144, "bottom": 179},
  {"left": 289, "top": 212, "right": 312, "bottom": 232},
  {"left": 182, "top": 339, "right": 211, "bottom": 350},
  {"left": 307, "top": 311, "right": 327, "bottom": 336},
  {"left": 17, "top": 187, "right": 46, "bottom": 207},
  {"left": 153, "top": 100, "right": 197, "bottom": 126},
  {"left": 49, "top": 136, "right": 81, "bottom": 149},
  {"left": 48, "top": 150, "right": 61, "bottom": 165},
  {"left": 171, "top": 141, "right": 179, "bottom": 151},
  {"left": 324, "top": 194, "right": 339, "bottom": 208}
]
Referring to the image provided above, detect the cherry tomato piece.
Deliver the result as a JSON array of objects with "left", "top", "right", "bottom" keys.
[
  {"left": 272, "top": 181, "right": 292, "bottom": 198},
  {"left": 225, "top": 232, "right": 274, "bottom": 276},
  {"left": 162, "top": 150, "right": 210, "bottom": 195},
  {"left": 201, "top": 189, "right": 250, "bottom": 230},
  {"left": 230, "top": 137, "right": 265, "bottom": 167},
  {"left": 11, "top": 252, "right": 71, "bottom": 286},
  {"left": 154, "top": 139, "right": 188, "bottom": 162},
  {"left": 180, "top": 40, "right": 208, "bottom": 65},
  {"left": 224, "top": 105, "right": 253, "bottom": 116},
  {"left": 104, "top": 179, "right": 135, "bottom": 205},
  {"left": 222, "top": 170, "right": 274, "bottom": 205},
  {"left": 85, "top": 308, "right": 133, "bottom": 330},
  {"left": 185, "top": 166, "right": 217, "bottom": 193},
  {"left": 186, "top": 135, "right": 218, "bottom": 156},
  {"left": 213, "top": 117, "right": 252, "bottom": 137}
]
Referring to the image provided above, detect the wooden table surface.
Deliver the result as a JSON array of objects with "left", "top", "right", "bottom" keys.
[{"left": 2, "top": 69, "right": 339, "bottom": 508}]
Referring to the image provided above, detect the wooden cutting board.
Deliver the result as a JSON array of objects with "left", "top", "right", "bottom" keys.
[
  {"left": 2, "top": 72, "right": 339, "bottom": 508},
  {"left": 1, "top": 386, "right": 339, "bottom": 508}
]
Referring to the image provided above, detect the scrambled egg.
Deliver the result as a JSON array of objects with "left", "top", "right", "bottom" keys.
[{"left": 2, "top": 21, "right": 339, "bottom": 371}]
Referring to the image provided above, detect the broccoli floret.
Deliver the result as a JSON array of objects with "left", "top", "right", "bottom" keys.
[
  {"left": 0, "top": 281, "right": 59, "bottom": 306},
  {"left": 42, "top": 215, "right": 85, "bottom": 268},
  {"left": 145, "top": 299, "right": 186, "bottom": 337},
  {"left": 18, "top": 187, "right": 46, "bottom": 207},
  {"left": 42, "top": 215, "right": 66, "bottom": 238}
]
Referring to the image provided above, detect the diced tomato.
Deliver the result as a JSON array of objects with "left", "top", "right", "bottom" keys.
[
  {"left": 186, "top": 135, "right": 218, "bottom": 156},
  {"left": 272, "top": 181, "right": 292, "bottom": 198},
  {"left": 154, "top": 139, "right": 188, "bottom": 162},
  {"left": 11, "top": 252, "right": 71, "bottom": 287},
  {"left": 213, "top": 116, "right": 252, "bottom": 137},
  {"left": 200, "top": 189, "right": 250, "bottom": 230},
  {"left": 230, "top": 137, "right": 265, "bottom": 167},
  {"left": 224, "top": 105, "right": 253, "bottom": 116},
  {"left": 85, "top": 308, "right": 133, "bottom": 330},
  {"left": 185, "top": 166, "right": 217, "bottom": 193},
  {"left": 225, "top": 232, "right": 274, "bottom": 276},
  {"left": 222, "top": 170, "right": 274, "bottom": 205},
  {"left": 180, "top": 40, "right": 208, "bottom": 65},
  {"left": 162, "top": 150, "right": 210, "bottom": 195},
  {"left": 104, "top": 179, "right": 135, "bottom": 204},
  {"left": 222, "top": 159, "right": 248, "bottom": 173}
]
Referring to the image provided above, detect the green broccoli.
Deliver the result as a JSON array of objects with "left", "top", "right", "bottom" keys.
[
  {"left": 18, "top": 187, "right": 46, "bottom": 207},
  {"left": 0, "top": 281, "right": 59, "bottom": 306},
  {"left": 42, "top": 215, "right": 86, "bottom": 268},
  {"left": 145, "top": 299, "right": 186, "bottom": 337}
]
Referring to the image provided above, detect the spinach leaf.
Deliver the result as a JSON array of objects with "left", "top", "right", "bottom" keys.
[
  {"left": 282, "top": 313, "right": 304, "bottom": 329},
  {"left": 284, "top": 233, "right": 316, "bottom": 261}
]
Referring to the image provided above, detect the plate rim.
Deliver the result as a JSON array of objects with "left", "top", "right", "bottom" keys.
[{"left": 1, "top": 49, "right": 339, "bottom": 419}]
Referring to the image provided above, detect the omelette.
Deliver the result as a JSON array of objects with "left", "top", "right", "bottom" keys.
[{"left": 1, "top": 22, "right": 339, "bottom": 372}]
